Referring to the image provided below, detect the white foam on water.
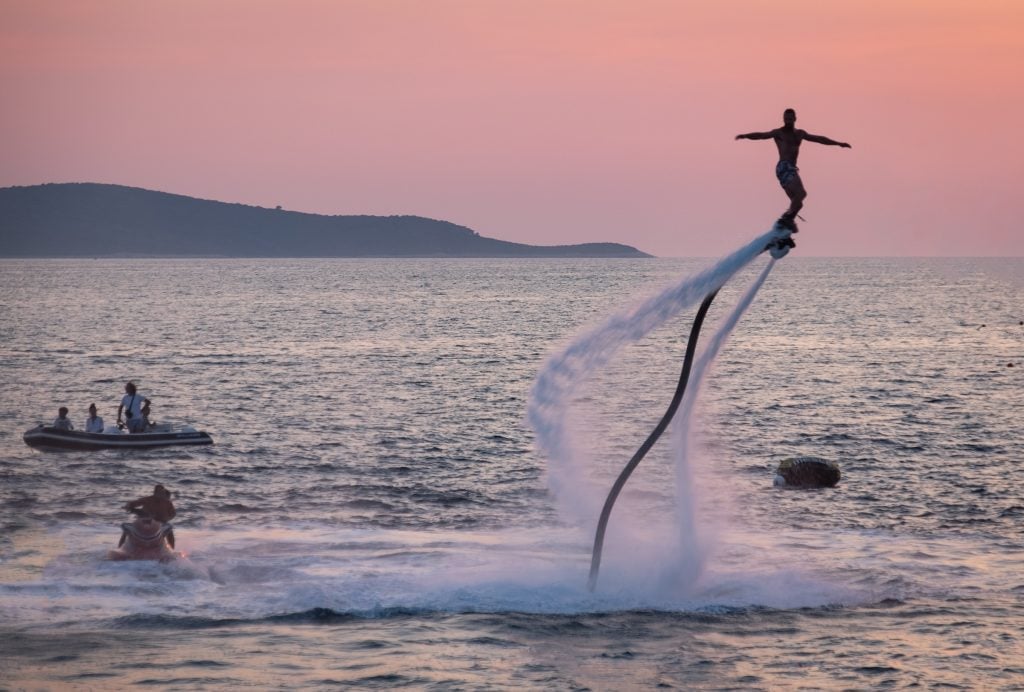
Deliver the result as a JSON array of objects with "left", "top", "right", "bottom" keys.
[{"left": 6, "top": 518, "right": 1007, "bottom": 624}]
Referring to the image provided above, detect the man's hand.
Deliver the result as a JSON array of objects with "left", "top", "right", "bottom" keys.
[
  {"left": 839, "top": 142, "right": 852, "bottom": 148},
  {"left": 735, "top": 134, "right": 746, "bottom": 140}
]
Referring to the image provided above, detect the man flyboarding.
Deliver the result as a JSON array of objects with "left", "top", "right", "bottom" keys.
[{"left": 736, "top": 108, "right": 851, "bottom": 232}]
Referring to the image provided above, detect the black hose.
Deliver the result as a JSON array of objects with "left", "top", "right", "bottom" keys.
[{"left": 587, "top": 289, "right": 719, "bottom": 591}]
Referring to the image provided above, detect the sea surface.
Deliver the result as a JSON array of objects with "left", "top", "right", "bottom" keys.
[{"left": 1, "top": 252, "right": 1022, "bottom": 690}]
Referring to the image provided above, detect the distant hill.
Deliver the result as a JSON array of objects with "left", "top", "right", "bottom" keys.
[{"left": 0, "top": 183, "right": 651, "bottom": 258}]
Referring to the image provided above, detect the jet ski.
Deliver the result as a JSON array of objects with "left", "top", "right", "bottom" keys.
[{"left": 107, "top": 516, "right": 178, "bottom": 562}]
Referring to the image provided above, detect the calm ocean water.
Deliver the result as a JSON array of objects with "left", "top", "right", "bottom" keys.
[{"left": 1, "top": 253, "right": 1022, "bottom": 689}]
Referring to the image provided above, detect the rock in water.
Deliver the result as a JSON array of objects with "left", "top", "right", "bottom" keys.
[{"left": 773, "top": 457, "right": 841, "bottom": 488}]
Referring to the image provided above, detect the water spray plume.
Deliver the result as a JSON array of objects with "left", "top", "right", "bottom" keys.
[{"left": 528, "top": 227, "right": 788, "bottom": 592}]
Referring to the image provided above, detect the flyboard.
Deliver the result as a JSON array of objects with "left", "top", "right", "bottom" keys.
[{"left": 586, "top": 219, "right": 799, "bottom": 592}]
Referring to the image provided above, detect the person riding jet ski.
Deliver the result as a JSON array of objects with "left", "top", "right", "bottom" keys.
[{"left": 108, "top": 484, "right": 178, "bottom": 561}]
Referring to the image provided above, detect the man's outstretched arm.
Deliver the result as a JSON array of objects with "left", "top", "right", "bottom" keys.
[
  {"left": 803, "top": 133, "right": 851, "bottom": 148},
  {"left": 735, "top": 131, "right": 775, "bottom": 140}
]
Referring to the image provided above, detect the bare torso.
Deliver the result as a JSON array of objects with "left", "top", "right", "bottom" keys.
[
  {"left": 126, "top": 496, "right": 176, "bottom": 523},
  {"left": 773, "top": 127, "right": 805, "bottom": 163}
]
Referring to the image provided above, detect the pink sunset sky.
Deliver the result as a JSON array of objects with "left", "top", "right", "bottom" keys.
[{"left": 2, "top": 0, "right": 1022, "bottom": 257}]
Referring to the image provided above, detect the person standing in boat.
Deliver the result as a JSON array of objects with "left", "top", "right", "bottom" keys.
[
  {"left": 118, "top": 381, "right": 150, "bottom": 433},
  {"left": 123, "top": 484, "right": 176, "bottom": 523},
  {"left": 52, "top": 406, "right": 74, "bottom": 430},
  {"left": 85, "top": 403, "right": 104, "bottom": 433}
]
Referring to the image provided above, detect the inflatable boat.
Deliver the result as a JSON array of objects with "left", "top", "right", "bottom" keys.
[{"left": 23, "top": 424, "right": 213, "bottom": 451}]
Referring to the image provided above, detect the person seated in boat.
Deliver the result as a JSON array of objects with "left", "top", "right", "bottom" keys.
[
  {"left": 84, "top": 403, "right": 104, "bottom": 433},
  {"left": 52, "top": 406, "right": 74, "bottom": 430},
  {"left": 117, "top": 381, "right": 151, "bottom": 431},
  {"left": 123, "top": 484, "right": 176, "bottom": 523}
]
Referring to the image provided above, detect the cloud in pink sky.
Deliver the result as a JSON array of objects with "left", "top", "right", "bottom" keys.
[{"left": 2, "top": 0, "right": 1022, "bottom": 256}]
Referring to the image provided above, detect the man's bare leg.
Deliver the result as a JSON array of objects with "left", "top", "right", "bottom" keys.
[{"left": 781, "top": 177, "right": 806, "bottom": 222}]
